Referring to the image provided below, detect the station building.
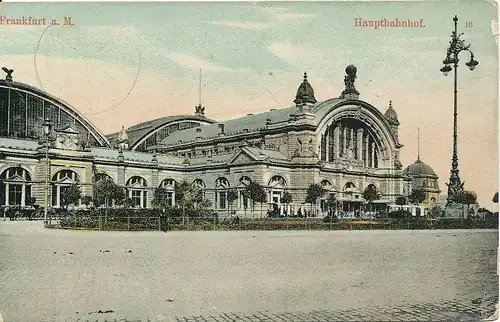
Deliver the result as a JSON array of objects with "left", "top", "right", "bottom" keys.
[{"left": 0, "top": 65, "right": 439, "bottom": 217}]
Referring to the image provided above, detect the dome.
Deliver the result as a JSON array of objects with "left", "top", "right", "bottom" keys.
[
  {"left": 403, "top": 159, "right": 438, "bottom": 178},
  {"left": 384, "top": 101, "right": 399, "bottom": 125},
  {"left": 294, "top": 72, "right": 317, "bottom": 105}
]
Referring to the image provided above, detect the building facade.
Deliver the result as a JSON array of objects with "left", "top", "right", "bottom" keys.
[{"left": 0, "top": 65, "right": 430, "bottom": 218}]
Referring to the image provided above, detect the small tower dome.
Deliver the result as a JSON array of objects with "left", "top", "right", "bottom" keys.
[
  {"left": 294, "top": 72, "right": 317, "bottom": 106},
  {"left": 384, "top": 100, "right": 400, "bottom": 126}
]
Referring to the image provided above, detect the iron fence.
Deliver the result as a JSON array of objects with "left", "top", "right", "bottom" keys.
[{"left": 42, "top": 210, "right": 499, "bottom": 231}]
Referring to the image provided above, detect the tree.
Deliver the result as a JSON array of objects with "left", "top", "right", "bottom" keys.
[
  {"left": 428, "top": 205, "right": 442, "bottom": 218},
  {"left": 395, "top": 196, "right": 407, "bottom": 207},
  {"left": 456, "top": 190, "right": 477, "bottom": 218},
  {"left": 227, "top": 189, "right": 239, "bottom": 216},
  {"left": 81, "top": 196, "right": 93, "bottom": 208},
  {"left": 245, "top": 182, "right": 267, "bottom": 217},
  {"left": 305, "top": 184, "right": 326, "bottom": 216},
  {"left": 408, "top": 189, "right": 426, "bottom": 205},
  {"left": 325, "top": 193, "right": 336, "bottom": 217},
  {"left": 281, "top": 191, "right": 293, "bottom": 216},
  {"left": 60, "top": 184, "right": 81, "bottom": 209},
  {"left": 93, "top": 179, "right": 125, "bottom": 207},
  {"left": 152, "top": 187, "right": 172, "bottom": 209},
  {"left": 174, "top": 181, "right": 211, "bottom": 224},
  {"left": 363, "top": 185, "right": 380, "bottom": 214}
]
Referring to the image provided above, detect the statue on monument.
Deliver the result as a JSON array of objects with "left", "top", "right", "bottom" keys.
[
  {"left": 195, "top": 104, "right": 205, "bottom": 115},
  {"left": 2, "top": 67, "right": 14, "bottom": 81},
  {"left": 341, "top": 65, "right": 360, "bottom": 99}
]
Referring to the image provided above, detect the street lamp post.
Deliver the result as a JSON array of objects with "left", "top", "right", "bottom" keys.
[
  {"left": 440, "top": 15, "right": 479, "bottom": 206},
  {"left": 42, "top": 118, "right": 52, "bottom": 227}
]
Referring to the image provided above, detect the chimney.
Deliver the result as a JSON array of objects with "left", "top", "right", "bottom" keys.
[{"left": 218, "top": 123, "right": 225, "bottom": 134}]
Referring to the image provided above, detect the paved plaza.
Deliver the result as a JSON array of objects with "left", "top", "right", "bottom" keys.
[{"left": 0, "top": 221, "right": 497, "bottom": 321}]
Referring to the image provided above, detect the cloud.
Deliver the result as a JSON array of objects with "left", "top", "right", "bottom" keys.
[
  {"left": 257, "top": 6, "right": 316, "bottom": 21},
  {"left": 168, "top": 52, "right": 245, "bottom": 72},
  {"left": 201, "top": 20, "right": 272, "bottom": 30},
  {"left": 81, "top": 25, "right": 139, "bottom": 41},
  {"left": 200, "top": 6, "right": 315, "bottom": 30}
]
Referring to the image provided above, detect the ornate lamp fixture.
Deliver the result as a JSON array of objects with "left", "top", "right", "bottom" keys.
[{"left": 439, "top": 15, "right": 479, "bottom": 205}]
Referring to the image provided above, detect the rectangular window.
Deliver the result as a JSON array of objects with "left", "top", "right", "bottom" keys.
[
  {"left": 60, "top": 109, "right": 74, "bottom": 128},
  {"left": 8, "top": 184, "right": 22, "bottom": 205},
  {"left": 218, "top": 191, "right": 226, "bottom": 209},
  {"left": 131, "top": 190, "right": 141, "bottom": 207},
  {"left": 44, "top": 103, "right": 59, "bottom": 129},
  {"left": 0, "top": 88, "right": 9, "bottom": 136},
  {"left": 27, "top": 94, "right": 44, "bottom": 139},
  {"left": 10, "top": 91, "right": 26, "bottom": 138},
  {"left": 166, "top": 192, "right": 173, "bottom": 207},
  {"left": 320, "top": 135, "right": 326, "bottom": 161}
]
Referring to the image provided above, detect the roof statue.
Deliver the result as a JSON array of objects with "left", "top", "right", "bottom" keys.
[
  {"left": 195, "top": 104, "right": 205, "bottom": 116},
  {"left": 118, "top": 126, "right": 128, "bottom": 143},
  {"left": 117, "top": 125, "right": 129, "bottom": 150},
  {"left": 384, "top": 101, "right": 400, "bottom": 125},
  {"left": 341, "top": 65, "right": 360, "bottom": 100},
  {"left": 294, "top": 71, "right": 317, "bottom": 107},
  {"left": 2, "top": 67, "right": 14, "bottom": 82}
]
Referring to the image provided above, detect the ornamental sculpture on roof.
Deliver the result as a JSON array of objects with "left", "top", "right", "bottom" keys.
[
  {"left": 2, "top": 67, "right": 14, "bottom": 82},
  {"left": 341, "top": 64, "right": 360, "bottom": 100},
  {"left": 195, "top": 104, "right": 205, "bottom": 116}
]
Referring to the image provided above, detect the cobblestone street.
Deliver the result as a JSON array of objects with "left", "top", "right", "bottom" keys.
[{"left": 0, "top": 222, "right": 497, "bottom": 322}]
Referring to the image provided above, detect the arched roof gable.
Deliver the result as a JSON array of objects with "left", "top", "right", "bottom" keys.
[
  {"left": 315, "top": 99, "right": 401, "bottom": 149},
  {"left": 0, "top": 80, "right": 111, "bottom": 148}
]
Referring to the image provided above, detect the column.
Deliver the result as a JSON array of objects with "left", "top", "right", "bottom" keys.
[
  {"left": 371, "top": 143, "right": 375, "bottom": 168},
  {"left": 343, "top": 126, "right": 347, "bottom": 156},
  {"left": 334, "top": 126, "right": 340, "bottom": 159},
  {"left": 5, "top": 184, "right": 9, "bottom": 205},
  {"left": 364, "top": 135, "right": 369, "bottom": 167},
  {"left": 21, "top": 185, "right": 25, "bottom": 206},
  {"left": 357, "top": 129, "right": 363, "bottom": 161},
  {"left": 56, "top": 186, "right": 61, "bottom": 207},
  {"left": 325, "top": 128, "right": 330, "bottom": 162}
]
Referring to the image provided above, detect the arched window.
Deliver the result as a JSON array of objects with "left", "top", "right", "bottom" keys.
[
  {"left": 238, "top": 176, "right": 252, "bottom": 210},
  {"left": 159, "top": 178, "right": 176, "bottom": 207},
  {"left": 94, "top": 172, "right": 113, "bottom": 183},
  {"left": 52, "top": 170, "right": 80, "bottom": 208},
  {"left": 0, "top": 167, "right": 32, "bottom": 206},
  {"left": 215, "top": 177, "right": 230, "bottom": 209},
  {"left": 192, "top": 178, "right": 206, "bottom": 189},
  {"left": 320, "top": 180, "right": 332, "bottom": 189},
  {"left": 268, "top": 175, "right": 286, "bottom": 211},
  {"left": 126, "top": 176, "right": 148, "bottom": 208}
]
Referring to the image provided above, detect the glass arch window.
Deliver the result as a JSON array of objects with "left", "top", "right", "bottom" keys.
[
  {"left": 0, "top": 167, "right": 32, "bottom": 206},
  {"left": 126, "top": 176, "right": 148, "bottom": 208},
  {"left": 159, "top": 178, "right": 176, "bottom": 207},
  {"left": 215, "top": 177, "right": 230, "bottom": 209},
  {"left": 52, "top": 170, "right": 80, "bottom": 208}
]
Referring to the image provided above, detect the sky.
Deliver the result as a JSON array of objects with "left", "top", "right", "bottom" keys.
[{"left": 0, "top": 1, "right": 498, "bottom": 209}]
